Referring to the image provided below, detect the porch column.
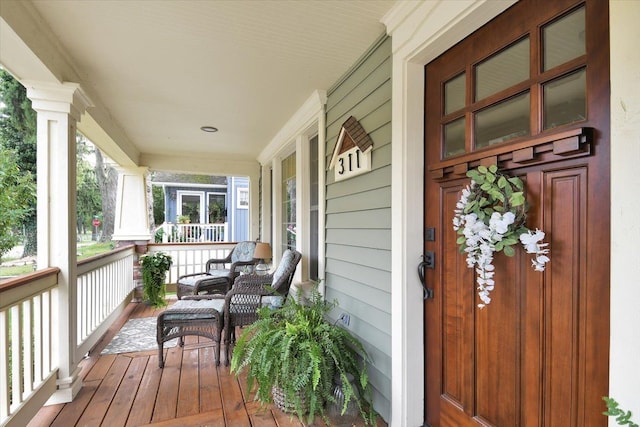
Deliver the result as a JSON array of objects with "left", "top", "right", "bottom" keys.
[
  {"left": 111, "top": 166, "right": 152, "bottom": 244},
  {"left": 26, "top": 81, "right": 92, "bottom": 403}
]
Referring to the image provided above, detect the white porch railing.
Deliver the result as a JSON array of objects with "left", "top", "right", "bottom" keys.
[
  {"left": 147, "top": 242, "right": 235, "bottom": 283},
  {"left": 155, "top": 223, "right": 228, "bottom": 243},
  {"left": 0, "top": 245, "right": 136, "bottom": 427},
  {"left": 76, "top": 246, "right": 136, "bottom": 360},
  {"left": 0, "top": 268, "right": 59, "bottom": 427}
]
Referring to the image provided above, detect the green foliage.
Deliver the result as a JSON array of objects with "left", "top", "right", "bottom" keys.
[
  {"left": 0, "top": 69, "right": 37, "bottom": 256},
  {"left": 457, "top": 165, "right": 529, "bottom": 254},
  {"left": 139, "top": 252, "right": 172, "bottom": 307},
  {"left": 231, "top": 284, "right": 376, "bottom": 425},
  {"left": 76, "top": 136, "right": 101, "bottom": 233},
  {"left": 603, "top": 397, "right": 639, "bottom": 427},
  {"left": 0, "top": 145, "right": 35, "bottom": 258},
  {"left": 152, "top": 185, "right": 165, "bottom": 226}
]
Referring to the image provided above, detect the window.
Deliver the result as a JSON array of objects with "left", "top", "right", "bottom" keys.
[
  {"left": 237, "top": 187, "right": 249, "bottom": 209},
  {"left": 437, "top": 4, "right": 587, "bottom": 160},
  {"left": 177, "top": 191, "right": 204, "bottom": 223},
  {"left": 282, "top": 152, "right": 296, "bottom": 252},
  {"left": 309, "top": 135, "right": 319, "bottom": 281},
  {"left": 207, "top": 193, "right": 226, "bottom": 223}
]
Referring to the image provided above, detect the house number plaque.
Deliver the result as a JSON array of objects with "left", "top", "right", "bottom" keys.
[{"left": 330, "top": 116, "right": 373, "bottom": 183}]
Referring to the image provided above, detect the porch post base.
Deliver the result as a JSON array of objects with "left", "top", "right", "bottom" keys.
[{"left": 45, "top": 367, "right": 83, "bottom": 405}]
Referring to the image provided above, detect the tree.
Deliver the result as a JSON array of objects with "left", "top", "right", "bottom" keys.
[
  {"left": 152, "top": 184, "right": 165, "bottom": 226},
  {"left": 94, "top": 148, "right": 117, "bottom": 242},
  {"left": 0, "top": 145, "right": 35, "bottom": 258},
  {"left": 76, "top": 135, "right": 101, "bottom": 239},
  {"left": 0, "top": 69, "right": 37, "bottom": 257}
]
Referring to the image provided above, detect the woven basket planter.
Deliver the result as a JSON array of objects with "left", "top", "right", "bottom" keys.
[{"left": 271, "top": 385, "right": 308, "bottom": 414}]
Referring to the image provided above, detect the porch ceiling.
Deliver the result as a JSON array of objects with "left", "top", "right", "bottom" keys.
[{"left": 0, "top": 0, "right": 396, "bottom": 168}]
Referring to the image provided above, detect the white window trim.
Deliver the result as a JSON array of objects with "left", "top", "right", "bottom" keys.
[
  {"left": 176, "top": 190, "right": 205, "bottom": 223},
  {"left": 236, "top": 187, "right": 249, "bottom": 209},
  {"left": 258, "top": 90, "right": 326, "bottom": 289}
]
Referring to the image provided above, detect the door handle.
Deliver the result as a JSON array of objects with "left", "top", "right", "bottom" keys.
[{"left": 418, "top": 253, "right": 435, "bottom": 300}]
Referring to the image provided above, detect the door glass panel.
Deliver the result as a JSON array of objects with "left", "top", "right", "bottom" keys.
[
  {"left": 445, "top": 73, "right": 465, "bottom": 115},
  {"left": 444, "top": 118, "right": 465, "bottom": 158},
  {"left": 208, "top": 193, "right": 226, "bottom": 223},
  {"left": 544, "top": 68, "right": 586, "bottom": 130},
  {"left": 475, "top": 92, "right": 530, "bottom": 149},
  {"left": 180, "top": 194, "right": 201, "bottom": 223},
  {"left": 543, "top": 6, "right": 585, "bottom": 71},
  {"left": 475, "top": 38, "right": 530, "bottom": 101}
]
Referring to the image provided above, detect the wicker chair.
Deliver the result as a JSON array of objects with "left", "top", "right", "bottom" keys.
[
  {"left": 176, "top": 241, "right": 258, "bottom": 299},
  {"left": 218, "top": 249, "right": 302, "bottom": 365}
]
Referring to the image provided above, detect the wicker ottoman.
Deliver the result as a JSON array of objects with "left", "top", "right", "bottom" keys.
[
  {"left": 157, "top": 296, "right": 225, "bottom": 367},
  {"left": 176, "top": 273, "right": 231, "bottom": 299}
]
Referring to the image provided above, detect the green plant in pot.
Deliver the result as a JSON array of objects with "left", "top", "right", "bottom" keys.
[
  {"left": 231, "top": 284, "right": 376, "bottom": 425},
  {"left": 139, "top": 251, "right": 172, "bottom": 308}
]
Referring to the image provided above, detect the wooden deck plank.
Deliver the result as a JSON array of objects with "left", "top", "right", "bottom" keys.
[
  {"left": 125, "top": 353, "right": 164, "bottom": 427},
  {"left": 218, "top": 364, "right": 251, "bottom": 426},
  {"left": 49, "top": 379, "right": 100, "bottom": 427},
  {"left": 83, "top": 353, "right": 117, "bottom": 382},
  {"left": 151, "top": 346, "right": 182, "bottom": 422},
  {"left": 177, "top": 348, "right": 200, "bottom": 418},
  {"left": 25, "top": 403, "right": 63, "bottom": 427},
  {"left": 76, "top": 355, "right": 131, "bottom": 426},
  {"left": 101, "top": 355, "right": 149, "bottom": 427},
  {"left": 198, "top": 345, "right": 223, "bottom": 413},
  {"left": 138, "top": 410, "right": 225, "bottom": 427}
]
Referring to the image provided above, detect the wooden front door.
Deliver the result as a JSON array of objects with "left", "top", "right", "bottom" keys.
[{"left": 423, "top": 1, "right": 610, "bottom": 426}]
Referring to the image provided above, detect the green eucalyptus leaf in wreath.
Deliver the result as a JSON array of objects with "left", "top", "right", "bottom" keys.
[
  {"left": 488, "top": 164, "right": 498, "bottom": 173},
  {"left": 481, "top": 182, "right": 492, "bottom": 191},
  {"left": 477, "top": 165, "right": 488, "bottom": 174},
  {"left": 508, "top": 176, "right": 524, "bottom": 190},
  {"left": 503, "top": 245, "right": 516, "bottom": 257},
  {"left": 498, "top": 175, "right": 508, "bottom": 189},
  {"left": 502, "top": 237, "right": 519, "bottom": 246},
  {"left": 510, "top": 192, "right": 525, "bottom": 206}
]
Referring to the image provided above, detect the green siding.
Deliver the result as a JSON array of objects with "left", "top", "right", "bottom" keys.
[{"left": 324, "top": 34, "right": 392, "bottom": 422}]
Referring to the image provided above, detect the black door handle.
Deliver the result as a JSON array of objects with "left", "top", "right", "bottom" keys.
[{"left": 418, "top": 258, "right": 434, "bottom": 300}]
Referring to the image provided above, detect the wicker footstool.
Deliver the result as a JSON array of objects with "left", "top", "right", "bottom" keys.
[
  {"left": 157, "top": 296, "right": 225, "bottom": 367},
  {"left": 176, "top": 273, "right": 231, "bottom": 299}
]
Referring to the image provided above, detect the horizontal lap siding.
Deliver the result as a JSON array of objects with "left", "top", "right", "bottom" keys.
[{"left": 325, "top": 34, "right": 391, "bottom": 422}]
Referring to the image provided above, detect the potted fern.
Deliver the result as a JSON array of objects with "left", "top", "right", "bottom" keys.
[
  {"left": 139, "top": 251, "right": 172, "bottom": 308},
  {"left": 231, "top": 285, "right": 375, "bottom": 425}
]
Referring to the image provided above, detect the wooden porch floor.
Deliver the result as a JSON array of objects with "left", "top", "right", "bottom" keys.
[{"left": 26, "top": 298, "right": 386, "bottom": 427}]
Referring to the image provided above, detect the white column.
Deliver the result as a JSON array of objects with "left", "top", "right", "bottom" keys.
[
  {"left": 112, "top": 166, "right": 152, "bottom": 242},
  {"left": 26, "top": 81, "right": 91, "bottom": 403}
]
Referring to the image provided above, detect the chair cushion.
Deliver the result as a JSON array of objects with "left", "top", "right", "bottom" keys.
[
  {"left": 261, "top": 295, "right": 284, "bottom": 309},
  {"left": 272, "top": 250, "right": 294, "bottom": 286},
  {"left": 231, "top": 241, "right": 256, "bottom": 263},
  {"left": 179, "top": 273, "right": 229, "bottom": 286},
  {"left": 206, "top": 269, "right": 232, "bottom": 278},
  {"left": 163, "top": 298, "right": 225, "bottom": 320}
]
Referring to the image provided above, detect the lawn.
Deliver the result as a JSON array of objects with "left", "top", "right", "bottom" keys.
[{"left": 0, "top": 241, "right": 115, "bottom": 278}]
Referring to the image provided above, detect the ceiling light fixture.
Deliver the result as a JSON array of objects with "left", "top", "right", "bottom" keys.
[{"left": 200, "top": 126, "right": 218, "bottom": 133}]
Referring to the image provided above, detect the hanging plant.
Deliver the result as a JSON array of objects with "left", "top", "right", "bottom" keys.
[
  {"left": 139, "top": 251, "right": 173, "bottom": 307},
  {"left": 452, "top": 165, "right": 550, "bottom": 308}
]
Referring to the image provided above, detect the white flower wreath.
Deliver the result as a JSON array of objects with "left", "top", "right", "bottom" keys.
[{"left": 452, "top": 165, "right": 550, "bottom": 308}]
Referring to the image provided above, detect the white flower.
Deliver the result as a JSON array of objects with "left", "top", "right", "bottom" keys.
[{"left": 519, "top": 229, "right": 546, "bottom": 253}]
